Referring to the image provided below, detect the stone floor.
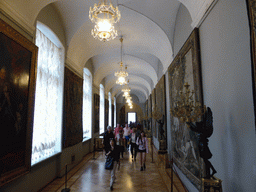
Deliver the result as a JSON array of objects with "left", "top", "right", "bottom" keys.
[{"left": 40, "top": 147, "right": 186, "bottom": 192}]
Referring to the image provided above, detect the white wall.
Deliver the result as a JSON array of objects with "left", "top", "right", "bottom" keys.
[
  {"left": 200, "top": 0, "right": 256, "bottom": 191},
  {"left": 169, "top": 0, "right": 256, "bottom": 191}
]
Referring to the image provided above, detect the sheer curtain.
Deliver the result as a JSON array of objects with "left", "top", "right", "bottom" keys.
[
  {"left": 100, "top": 84, "right": 105, "bottom": 134},
  {"left": 114, "top": 97, "right": 116, "bottom": 127},
  {"left": 31, "top": 29, "right": 64, "bottom": 165},
  {"left": 108, "top": 92, "right": 112, "bottom": 126},
  {"left": 83, "top": 70, "right": 92, "bottom": 139}
]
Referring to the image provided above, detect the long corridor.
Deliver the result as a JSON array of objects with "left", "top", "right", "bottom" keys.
[{"left": 40, "top": 148, "right": 172, "bottom": 192}]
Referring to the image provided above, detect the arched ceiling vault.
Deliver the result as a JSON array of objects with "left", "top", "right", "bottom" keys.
[{"left": 3, "top": 0, "right": 218, "bottom": 103}]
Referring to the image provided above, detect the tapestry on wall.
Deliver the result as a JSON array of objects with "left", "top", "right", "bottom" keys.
[
  {"left": 148, "top": 94, "right": 152, "bottom": 133},
  {"left": 155, "top": 75, "right": 166, "bottom": 141},
  {"left": 168, "top": 28, "right": 204, "bottom": 189},
  {"left": 63, "top": 67, "right": 83, "bottom": 148},
  {"left": 119, "top": 106, "right": 125, "bottom": 126},
  {"left": 105, "top": 99, "right": 109, "bottom": 131},
  {"left": 94, "top": 93, "right": 100, "bottom": 133},
  {"left": 0, "top": 19, "right": 37, "bottom": 186},
  {"left": 145, "top": 99, "right": 148, "bottom": 130},
  {"left": 151, "top": 89, "right": 157, "bottom": 138},
  {"left": 246, "top": 0, "right": 256, "bottom": 130}
]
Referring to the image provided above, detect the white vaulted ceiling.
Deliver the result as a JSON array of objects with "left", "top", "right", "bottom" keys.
[{"left": 1, "top": 0, "right": 217, "bottom": 103}]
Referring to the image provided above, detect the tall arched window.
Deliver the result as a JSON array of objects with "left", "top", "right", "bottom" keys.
[
  {"left": 108, "top": 92, "right": 112, "bottom": 126},
  {"left": 83, "top": 68, "right": 92, "bottom": 140},
  {"left": 114, "top": 97, "right": 116, "bottom": 127},
  {"left": 31, "top": 22, "right": 64, "bottom": 165},
  {"left": 100, "top": 84, "right": 105, "bottom": 134}
]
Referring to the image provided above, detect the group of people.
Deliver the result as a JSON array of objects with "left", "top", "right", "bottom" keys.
[{"left": 102, "top": 123, "right": 149, "bottom": 190}]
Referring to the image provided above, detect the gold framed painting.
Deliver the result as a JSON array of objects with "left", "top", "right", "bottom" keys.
[
  {"left": 168, "top": 28, "right": 204, "bottom": 189},
  {"left": 0, "top": 19, "right": 38, "bottom": 186}
]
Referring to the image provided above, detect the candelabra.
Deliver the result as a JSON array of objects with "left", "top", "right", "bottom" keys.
[
  {"left": 152, "top": 106, "right": 162, "bottom": 120},
  {"left": 170, "top": 82, "right": 205, "bottom": 123}
]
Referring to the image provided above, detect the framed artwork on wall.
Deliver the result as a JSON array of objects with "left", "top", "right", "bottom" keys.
[
  {"left": 148, "top": 94, "right": 152, "bottom": 132},
  {"left": 168, "top": 28, "right": 204, "bottom": 189},
  {"left": 151, "top": 89, "right": 156, "bottom": 138},
  {"left": 155, "top": 75, "right": 166, "bottom": 141},
  {"left": 246, "top": 0, "right": 256, "bottom": 129},
  {"left": 63, "top": 67, "right": 83, "bottom": 148},
  {"left": 0, "top": 19, "right": 38, "bottom": 186},
  {"left": 93, "top": 93, "right": 100, "bottom": 133}
]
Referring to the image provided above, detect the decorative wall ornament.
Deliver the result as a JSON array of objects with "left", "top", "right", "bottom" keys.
[
  {"left": 0, "top": 19, "right": 38, "bottom": 186},
  {"left": 168, "top": 28, "right": 204, "bottom": 190}
]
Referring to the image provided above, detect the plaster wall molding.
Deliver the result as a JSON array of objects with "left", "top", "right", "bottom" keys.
[
  {"left": 65, "top": 57, "right": 83, "bottom": 78},
  {"left": 0, "top": 0, "right": 35, "bottom": 38},
  {"left": 191, "top": 0, "right": 219, "bottom": 28}
]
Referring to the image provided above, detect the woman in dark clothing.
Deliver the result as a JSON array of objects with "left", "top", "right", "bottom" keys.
[
  {"left": 106, "top": 139, "right": 120, "bottom": 190},
  {"left": 103, "top": 126, "right": 115, "bottom": 154},
  {"left": 129, "top": 128, "right": 138, "bottom": 161}
]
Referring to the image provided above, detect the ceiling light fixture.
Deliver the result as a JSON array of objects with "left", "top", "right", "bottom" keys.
[
  {"left": 89, "top": 0, "right": 121, "bottom": 41},
  {"left": 115, "top": 37, "right": 128, "bottom": 85}
]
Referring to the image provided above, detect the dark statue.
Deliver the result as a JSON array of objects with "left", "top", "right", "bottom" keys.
[
  {"left": 156, "top": 115, "right": 165, "bottom": 140},
  {"left": 186, "top": 107, "right": 217, "bottom": 179}
]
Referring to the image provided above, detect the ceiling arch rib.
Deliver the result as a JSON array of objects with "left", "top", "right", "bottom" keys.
[
  {"left": 104, "top": 74, "right": 151, "bottom": 95},
  {"left": 115, "top": 89, "right": 147, "bottom": 103},
  {"left": 93, "top": 54, "right": 157, "bottom": 87},
  {"left": 112, "top": 85, "right": 148, "bottom": 102},
  {"left": 66, "top": 5, "right": 173, "bottom": 73}
]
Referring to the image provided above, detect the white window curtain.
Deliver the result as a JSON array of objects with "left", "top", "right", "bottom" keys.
[
  {"left": 114, "top": 97, "right": 116, "bottom": 127},
  {"left": 83, "top": 70, "right": 92, "bottom": 139},
  {"left": 108, "top": 92, "right": 112, "bottom": 126},
  {"left": 99, "top": 84, "right": 105, "bottom": 134},
  {"left": 31, "top": 29, "right": 64, "bottom": 165}
]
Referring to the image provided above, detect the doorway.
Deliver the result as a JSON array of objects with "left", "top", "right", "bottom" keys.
[{"left": 128, "top": 112, "right": 136, "bottom": 124}]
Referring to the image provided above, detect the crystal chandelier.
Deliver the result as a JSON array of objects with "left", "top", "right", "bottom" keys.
[
  {"left": 122, "top": 82, "right": 130, "bottom": 97},
  {"left": 89, "top": 0, "right": 121, "bottom": 41},
  {"left": 115, "top": 37, "right": 128, "bottom": 85}
]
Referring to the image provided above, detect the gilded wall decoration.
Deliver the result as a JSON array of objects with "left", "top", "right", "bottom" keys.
[{"left": 168, "top": 28, "right": 204, "bottom": 189}]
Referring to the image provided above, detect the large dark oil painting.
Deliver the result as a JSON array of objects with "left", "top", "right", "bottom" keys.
[
  {"left": 168, "top": 28, "right": 204, "bottom": 189},
  {"left": 0, "top": 19, "right": 37, "bottom": 186}
]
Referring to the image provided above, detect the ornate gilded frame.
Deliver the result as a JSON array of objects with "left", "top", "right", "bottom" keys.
[
  {"left": 0, "top": 19, "right": 38, "bottom": 186},
  {"left": 168, "top": 28, "right": 203, "bottom": 189}
]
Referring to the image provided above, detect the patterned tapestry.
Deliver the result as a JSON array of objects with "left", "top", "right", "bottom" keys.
[
  {"left": 94, "top": 94, "right": 100, "bottom": 133},
  {"left": 155, "top": 75, "right": 166, "bottom": 141},
  {"left": 148, "top": 94, "right": 152, "bottom": 132},
  {"left": 105, "top": 99, "right": 109, "bottom": 131},
  {"left": 151, "top": 89, "right": 156, "bottom": 138},
  {"left": 168, "top": 28, "right": 203, "bottom": 189},
  {"left": 63, "top": 67, "right": 83, "bottom": 148},
  {"left": 145, "top": 100, "right": 148, "bottom": 130}
]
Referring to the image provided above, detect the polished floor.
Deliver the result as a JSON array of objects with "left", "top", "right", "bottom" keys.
[{"left": 40, "top": 147, "right": 185, "bottom": 192}]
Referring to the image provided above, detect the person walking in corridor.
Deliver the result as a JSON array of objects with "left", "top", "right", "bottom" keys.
[
  {"left": 106, "top": 139, "right": 120, "bottom": 190},
  {"left": 136, "top": 131, "right": 148, "bottom": 171}
]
